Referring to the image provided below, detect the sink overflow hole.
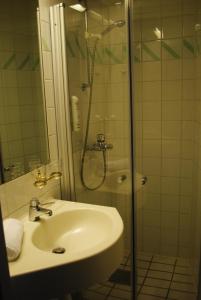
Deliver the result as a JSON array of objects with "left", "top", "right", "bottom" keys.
[{"left": 52, "top": 247, "right": 66, "bottom": 254}]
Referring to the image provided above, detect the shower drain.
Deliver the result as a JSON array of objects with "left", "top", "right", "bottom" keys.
[{"left": 52, "top": 247, "right": 66, "bottom": 254}]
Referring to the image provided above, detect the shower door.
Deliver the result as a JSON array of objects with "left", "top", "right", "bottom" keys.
[
  {"left": 50, "top": 0, "right": 135, "bottom": 299},
  {"left": 131, "top": 0, "right": 201, "bottom": 299}
]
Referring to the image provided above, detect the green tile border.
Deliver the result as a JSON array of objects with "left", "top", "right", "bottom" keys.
[
  {"left": 18, "top": 55, "right": 30, "bottom": 70},
  {"left": 105, "top": 47, "right": 122, "bottom": 64},
  {"left": 142, "top": 42, "right": 160, "bottom": 61},
  {"left": 183, "top": 39, "right": 195, "bottom": 55},
  {"left": 161, "top": 41, "right": 180, "bottom": 59},
  {"left": 2, "top": 53, "right": 15, "bottom": 69}
]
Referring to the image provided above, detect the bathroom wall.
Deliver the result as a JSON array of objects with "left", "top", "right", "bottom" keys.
[
  {"left": 0, "top": 0, "right": 61, "bottom": 219},
  {"left": 133, "top": 0, "right": 198, "bottom": 258}
]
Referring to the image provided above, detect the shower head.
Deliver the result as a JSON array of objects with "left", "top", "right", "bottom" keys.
[
  {"left": 69, "top": 0, "right": 87, "bottom": 12},
  {"left": 100, "top": 20, "right": 125, "bottom": 36}
]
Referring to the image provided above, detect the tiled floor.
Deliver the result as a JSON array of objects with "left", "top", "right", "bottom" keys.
[
  {"left": 82, "top": 251, "right": 132, "bottom": 300},
  {"left": 80, "top": 252, "right": 197, "bottom": 300},
  {"left": 137, "top": 253, "right": 197, "bottom": 300}
]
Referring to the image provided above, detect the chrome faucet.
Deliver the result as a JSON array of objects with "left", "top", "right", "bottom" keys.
[
  {"left": 86, "top": 134, "right": 113, "bottom": 152},
  {"left": 29, "top": 198, "right": 53, "bottom": 222}
]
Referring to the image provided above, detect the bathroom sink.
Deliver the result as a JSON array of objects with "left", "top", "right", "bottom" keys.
[
  {"left": 9, "top": 200, "right": 124, "bottom": 299},
  {"left": 32, "top": 208, "right": 119, "bottom": 254}
]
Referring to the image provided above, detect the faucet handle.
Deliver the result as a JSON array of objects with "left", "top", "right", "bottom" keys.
[
  {"left": 30, "top": 198, "right": 40, "bottom": 207},
  {"left": 97, "top": 133, "right": 105, "bottom": 143}
]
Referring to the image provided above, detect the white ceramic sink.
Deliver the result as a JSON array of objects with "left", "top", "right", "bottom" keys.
[
  {"left": 32, "top": 209, "right": 117, "bottom": 254},
  {"left": 9, "top": 200, "right": 124, "bottom": 299}
]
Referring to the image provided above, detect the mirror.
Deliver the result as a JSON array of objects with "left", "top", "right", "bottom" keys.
[{"left": 0, "top": 0, "right": 49, "bottom": 183}]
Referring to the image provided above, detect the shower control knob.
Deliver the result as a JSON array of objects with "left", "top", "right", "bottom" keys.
[
  {"left": 97, "top": 134, "right": 105, "bottom": 143},
  {"left": 141, "top": 176, "right": 147, "bottom": 185}
]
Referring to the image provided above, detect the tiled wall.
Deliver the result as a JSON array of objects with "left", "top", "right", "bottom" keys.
[
  {"left": 133, "top": 0, "right": 199, "bottom": 259},
  {"left": 0, "top": 0, "right": 61, "bottom": 219}
]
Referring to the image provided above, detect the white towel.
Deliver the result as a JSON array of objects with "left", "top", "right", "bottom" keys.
[{"left": 3, "top": 218, "right": 24, "bottom": 262}]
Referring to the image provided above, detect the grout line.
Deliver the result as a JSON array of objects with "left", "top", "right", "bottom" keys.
[
  {"left": 138, "top": 258, "right": 176, "bottom": 266},
  {"left": 146, "top": 275, "right": 193, "bottom": 285},
  {"left": 105, "top": 283, "right": 118, "bottom": 300},
  {"left": 137, "top": 255, "right": 154, "bottom": 296},
  {"left": 142, "top": 284, "right": 170, "bottom": 290},
  {"left": 139, "top": 293, "right": 166, "bottom": 299},
  {"left": 166, "top": 258, "right": 178, "bottom": 299}
]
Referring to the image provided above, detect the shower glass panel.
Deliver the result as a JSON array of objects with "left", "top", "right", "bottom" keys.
[
  {"left": 64, "top": 0, "right": 133, "bottom": 299},
  {"left": 132, "top": 0, "right": 201, "bottom": 299}
]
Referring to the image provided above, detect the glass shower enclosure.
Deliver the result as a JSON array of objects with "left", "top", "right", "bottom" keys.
[{"left": 50, "top": 0, "right": 201, "bottom": 299}]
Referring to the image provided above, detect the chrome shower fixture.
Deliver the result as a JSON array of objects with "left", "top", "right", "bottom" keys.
[
  {"left": 100, "top": 20, "right": 125, "bottom": 36},
  {"left": 86, "top": 134, "right": 113, "bottom": 152},
  {"left": 85, "top": 19, "right": 125, "bottom": 40}
]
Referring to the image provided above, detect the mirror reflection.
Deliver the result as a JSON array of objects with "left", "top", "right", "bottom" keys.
[{"left": 0, "top": 0, "right": 49, "bottom": 183}]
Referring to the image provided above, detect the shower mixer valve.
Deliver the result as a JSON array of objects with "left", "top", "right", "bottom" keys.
[{"left": 86, "top": 134, "right": 113, "bottom": 152}]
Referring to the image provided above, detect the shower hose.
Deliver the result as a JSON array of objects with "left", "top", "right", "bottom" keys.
[{"left": 80, "top": 39, "right": 107, "bottom": 191}]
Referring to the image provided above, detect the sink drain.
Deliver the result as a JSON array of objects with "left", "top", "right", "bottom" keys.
[{"left": 52, "top": 247, "right": 66, "bottom": 254}]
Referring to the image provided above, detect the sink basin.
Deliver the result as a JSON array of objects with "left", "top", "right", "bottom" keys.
[
  {"left": 9, "top": 200, "right": 124, "bottom": 299},
  {"left": 32, "top": 209, "right": 116, "bottom": 254}
]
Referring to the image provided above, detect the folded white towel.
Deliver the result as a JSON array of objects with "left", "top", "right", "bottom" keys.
[{"left": 3, "top": 218, "right": 24, "bottom": 262}]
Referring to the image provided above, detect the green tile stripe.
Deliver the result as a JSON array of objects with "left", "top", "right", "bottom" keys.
[
  {"left": 105, "top": 47, "right": 122, "bottom": 64},
  {"left": 95, "top": 49, "right": 103, "bottom": 64},
  {"left": 18, "top": 54, "right": 30, "bottom": 70},
  {"left": 142, "top": 43, "right": 160, "bottom": 61},
  {"left": 87, "top": 47, "right": 100, "bottom": 64},
  {"left": 161, "top": 41, "right": 180, "bottom": 59},
  {"left": 183, "top": 39, "right": 195, "bottom": 54},
  {"left": 2, "top": 53, "right": 15, "bottom": 69}
]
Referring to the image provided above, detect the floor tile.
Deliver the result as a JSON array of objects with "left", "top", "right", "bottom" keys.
[
  {"left": 147, "top": 270, "right": 172, "bottom": 281},
  {"left": 152, "top": 255, "right": 176, "bottom": 265},
  {"left": 168, "top": 290, "right": 196, "bottom": 300},
  {"left": 174, "top": 266, "right": 192, "bottom": 275},
  {"left": 144, "top": 277, "right": 170, "bottom": 289},
  {"left": 173, "top": 273, "right": 193, "bottom": 283},
  {"left": 137, "top": 261, "right": 150, "bottom": 269},
  {"left": 115, "top": 284, "right": 131, "bottom": 291},
  {"left": 140, "top": 285, "right": 168, "bottom": 298},
  {"left": 137, "top": 276, "right": 145, "bottom": 285},
  {"left": 170, "top": 281, "right": 196, "bottom": 292},
  {"left": 110, "top": 287, "right": 131, "bottom": 299},
  {"left": 150, "top": 262, "right": 174, "bottom": 272},
  {"left": 138, "top": 269, "right": 148, "bottom": 277}
]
